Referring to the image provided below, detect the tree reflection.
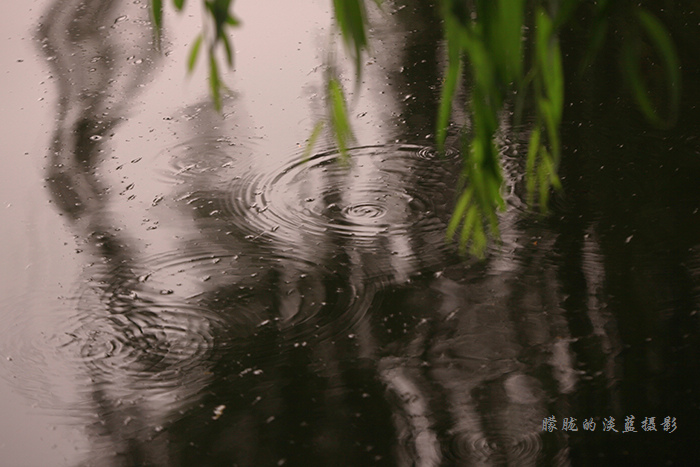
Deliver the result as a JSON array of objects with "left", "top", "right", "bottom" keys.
[{"left": 40, "top": 0, "right": 699, "bottom": 465}]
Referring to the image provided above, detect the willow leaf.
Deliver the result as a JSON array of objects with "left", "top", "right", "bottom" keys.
[
  {"left": 151, "top": 0, "right": 163, "bottom": 50},
  {"left": 447, "top": 188, "right": 473, "bottom": 239},
  {"left": 525, "top": 127, "right": 541, "bottom": 206},
  {"left": 209, "top": 52, "right": 222, "bottom": 112},
  {"left": 221, "top": 33, "right": 234, "bottom": 67},
  {"left": 328, "top": 77, "right": 353, "bottom": 162},
  {"left": 302, "top": 121, "right": 325, "bottom": 163},
  {"left": 187, "top": 34, "right": 203, "bottom": 72},
  {"left": 635, "top": 8, "right": 681, "bottom": 126}
]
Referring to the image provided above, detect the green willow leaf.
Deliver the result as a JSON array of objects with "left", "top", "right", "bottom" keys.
[
  {"left": 187, "top": 34, "right": 203, "bottom": 72},
  {"left": 151, "top": 0, "right": 163, "bottom": 29},
  {"left": 436, "top": 54, "right": 462, "bottom": 152},
  {"left": 221, "top": 33, "right": 234, "bottom": 67},
  {"left": 332, "top": 0, "right": 369, "bottom": 77},
  {"left": 151, "top": 0, "right": 164, "bottom": 49},
  {"left": 491, "top": 0, "right": 524, "bottom": 83},
  {"left": 446, "top": 188, "right": 472, "bottom": 240},
  {"left": 537, "top": 147, "right": 552, "bottom": 209},
  {"left": 209, "top": 52, "right": 222, "bottom": 112},
  {"left": 302, "top": 121, "right": 325, "bottom": 163},
  {"left": 173, "top": 0, "right": 185, "bottom": 11},
  {"left": 469, "top": 217, "right": 487, "bottom": 256},
  {"left": 459, "top": 205, "right": 479, "bottom": 253},
  {"left": 631, "top": 8, "right": 681, "bottom": 126},
  {"left": 525, "top": 127, "right": 541, "bottom": 206},
  {"left": 328, "top": 77, "right": 353, "bottom": 162},
  {"left": 581, "top": 17, "right": 608, "bottom": 70}
]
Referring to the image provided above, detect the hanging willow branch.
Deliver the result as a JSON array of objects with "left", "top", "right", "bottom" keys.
[{"left": 151, "top": 0, "right": 681, "bottom": 257}]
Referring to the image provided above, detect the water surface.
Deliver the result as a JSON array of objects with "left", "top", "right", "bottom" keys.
[{"left": 1, "top": 1, "right": 699, "bottom": 466}]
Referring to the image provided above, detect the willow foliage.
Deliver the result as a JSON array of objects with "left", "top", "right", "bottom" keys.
[{"left": 153, "top": 0, "right": 680, "bottom": 257}]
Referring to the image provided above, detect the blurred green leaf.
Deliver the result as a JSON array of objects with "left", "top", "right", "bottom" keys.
[
  {"left": 173, "top": 0, "right": 185, "bottom": 11},
  {"left": 623, "top": 8, "right": 681, "bottom": 127},
  {"left": 332, "top": 0, "right": 369, "bottom": 78},
  {"left": 187, "top": 34, "right": 203, "bottom": 72},
  {"left": 221, "top": 33, "right": 234, "bottom": 67},
  {"left": 551, "top": 0, "right": 581, "bottom": 28},
  {"left": 209, "top": 52, "right": 222, "bottom": 112},
  {"left": 328, "top": 77, "right": 354, "bottom": 162},
  {"left": 151, "top": 0, "right": 163, "bottom": 49},
  {"left": 436, "top": 23, "right": 462, "bottom": 152},
  {"left": 459, "top": 205, "right": 479, "bottom": 254},
  {"left": 302, "top": 121, "right": 325, "bottom": 163},
  {"left": 490, "top": 0, "right": 524, "bottom": 83},
  {"left": 446, "top": 188, "right": 472, "bottom": 239},
  {"left": 152, "top": 0, "right": 163, "bottom": 29},
  {"left": 525, "top": 127, "right": 541, "bottom": 206},
  {"left": 581, "top": 17, "right": 608, "bottom": 70}
]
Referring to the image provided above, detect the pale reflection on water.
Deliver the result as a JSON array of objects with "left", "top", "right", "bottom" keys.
[{"left": 1, "top": 0, "right": 698, "bottom": 466}]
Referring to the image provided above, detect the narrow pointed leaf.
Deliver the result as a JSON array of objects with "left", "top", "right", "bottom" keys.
[
  {"left": 221, "top": 33, "right": 234, "bottom": 67},
  {"left": 302, "top": 121, "right": 325, "bottom": 163},
  {"left": 436, "top": 54, "right": 461, "bottom": 152},
  {"left": 187, "top": 34, "right": 203, "bottom": 73},
  {"left": 635, "top": 8, "right": 681, "bottom": 125},
  {"left": 209, "top": 52, "right": 222, "bottom": 112},
  {"left": 328, "top": 77, "right": 353, "bottom": 162},
  {"left": 150, "top": 0, "right": 163, "bottom": 50},
  {"left": 447, "top": 188, "right": 472, "bottom": 239}
]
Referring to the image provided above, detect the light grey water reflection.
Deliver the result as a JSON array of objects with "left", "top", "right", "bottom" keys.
[{"left": 1, "top": 0, "right": 699, "bottom": 466}]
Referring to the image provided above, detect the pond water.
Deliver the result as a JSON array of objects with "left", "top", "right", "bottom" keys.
[{"left": 1, "top": 1, "right": 699, "bottom": 466}]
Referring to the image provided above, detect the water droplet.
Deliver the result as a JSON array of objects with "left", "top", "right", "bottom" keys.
[
  {"left": 212, "top": 405, "right": 226, "bottom": 420},
  {"left": 137, "top": 273, "right": 151, "bottom": 283},
  {"left": 89, "top": 135, "right": 103, "bottom": 141}
]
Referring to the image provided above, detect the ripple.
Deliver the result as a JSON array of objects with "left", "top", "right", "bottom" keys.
[
  {"left": 415, "top": 145, "right": 460, "bottom": 160},
  {"left": 69, "top": 247, "right": 375, "bottom": 366},
  {"left": 210, "top": 144, "right": 460, "bottom": 285},
  {"left": 342, "top": 202, "right": 387, "bottom": 221},
  {"left": 447, "top": 428, "right": 543, "bottom": 465},
  {"left": 0, "top": 293, "right": 84, "bottom": 409},
  {"left": 152, "top": 136, "right": 242, "bottom": 185},
  {"left": 223, "top": 144, "right": 457, "bottom": 239},
  {"left": 64, "top": 297, "right": 220, "bottom": 393}
]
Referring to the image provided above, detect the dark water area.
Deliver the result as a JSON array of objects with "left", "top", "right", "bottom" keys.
[{"left": 0, "top": 0, "right": 699, "bottom": 466}]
